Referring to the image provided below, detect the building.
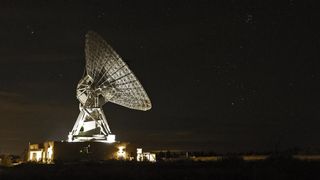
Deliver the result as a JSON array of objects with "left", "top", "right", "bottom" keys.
[
  {"left": 136, "top": 148, "right": 156, "bottom": 162},
  {"left": 27, "top": 141, "right": 136, "bottom": 163}
]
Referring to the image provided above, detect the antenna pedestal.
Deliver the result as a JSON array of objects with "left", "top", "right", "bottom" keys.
[{"left": 68, "top": 105, "right": 115, "bottom": 143}]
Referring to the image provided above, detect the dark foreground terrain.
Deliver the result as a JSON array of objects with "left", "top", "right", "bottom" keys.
[{"left": 1, "top": 158, "right": 320, "bottom": 180}]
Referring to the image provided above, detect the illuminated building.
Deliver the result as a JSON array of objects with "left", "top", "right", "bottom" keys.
[
  {"left": 136, "top": 148, "right": 156, "bottom": 162},
  {"left": 28, "top": 142, "right": 54, "bottom": 163},
  {"left": 27, "top": 141, "right": 136, "bottom": 163}
]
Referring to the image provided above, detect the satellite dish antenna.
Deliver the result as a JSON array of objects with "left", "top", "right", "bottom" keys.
[{"left": 68, "top": 31, "right": 152, "bottom": 143}]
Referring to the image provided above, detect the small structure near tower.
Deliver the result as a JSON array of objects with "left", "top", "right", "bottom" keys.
[{"left": 137, "top": 148, "right": 156, "bottom": 162}]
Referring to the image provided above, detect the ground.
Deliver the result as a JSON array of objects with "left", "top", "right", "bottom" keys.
[{"left": 1, "top": 158, "right": 320, "bottom": 180}]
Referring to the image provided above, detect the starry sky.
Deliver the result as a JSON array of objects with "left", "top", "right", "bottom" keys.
[{"left": 0, "top": 0, "right": 320, "bottom": 155}]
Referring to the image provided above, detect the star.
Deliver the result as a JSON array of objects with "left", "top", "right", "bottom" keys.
[
  {"left": 245, "top": 14, "right": 253, "bottom": 24},
  {"left": 26, "top": 25, "right": 36, "bottom": 36}
]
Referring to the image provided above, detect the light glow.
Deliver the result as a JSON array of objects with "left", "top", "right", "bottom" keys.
[
  {"left": 116, "top": 146, "right": 126, "bottom": 159},
  {"left": 137, "top": 148, "right": 143, "bottom": 161},
  {"left": 29, "top": 150, "right": 43, "bottom": 162},
  {"left": 47, "top": 146, "right": 53, "bottom": 162}
]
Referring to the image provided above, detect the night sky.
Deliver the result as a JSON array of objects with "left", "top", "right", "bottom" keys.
[{"left": 1, "top": 0, "right": 320, "bottom": 155}]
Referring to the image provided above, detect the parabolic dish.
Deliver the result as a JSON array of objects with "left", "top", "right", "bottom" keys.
[{"left": 82, "top": 31, "right": 152, "bottom": 111}]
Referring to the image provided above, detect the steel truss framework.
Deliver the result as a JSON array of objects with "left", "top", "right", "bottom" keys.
[{"left": 68, "top": 31, "right": 152, "bottom": 143}]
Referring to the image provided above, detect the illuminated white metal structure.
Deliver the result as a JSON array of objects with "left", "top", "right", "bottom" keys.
[{"left": 68, "top": 31, "right": 152, "bottom": 143}]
